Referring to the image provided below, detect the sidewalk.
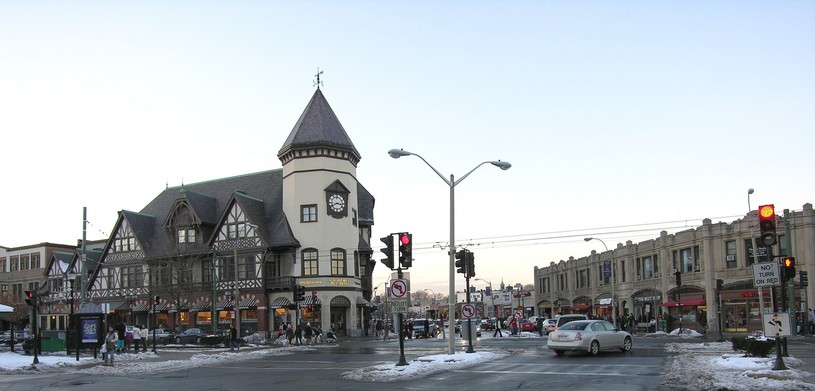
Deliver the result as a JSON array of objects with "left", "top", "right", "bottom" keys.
[{"left": 701, "top": 331, "right": 815, "bottom": 383}]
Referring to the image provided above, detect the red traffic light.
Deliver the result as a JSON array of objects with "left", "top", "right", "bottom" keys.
[
  {"left": 399, "top": 233, "right": 410, "bottom": 245},
  {"left": 758, "top": 204, "right": 775, "bottom": 220},
  {"left": 25, "top": 290, "right": 34, "bottom": 299}
]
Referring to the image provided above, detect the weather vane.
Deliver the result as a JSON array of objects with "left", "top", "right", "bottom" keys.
[{"left": 313, "top": 68, "right": 324, "bottom": 89}]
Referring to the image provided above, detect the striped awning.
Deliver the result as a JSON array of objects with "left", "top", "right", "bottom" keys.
[
  {"left": 239, "top": 297, "right": 259, "bottom": 309},
  {"left": 355, "top": 297, "right": 375, "bottom": 307},
  {"left": 270, "top": 297, "right": 291, "bottom": 308},
  {"left": 216, "top": 299, "right": 234, "bottom": 310},
  {"left": 153, "top": 303, "right": 169, "bottom": 312},
  {"left": 132, "top": 303, "right": 150, "bottom": 312},
  {"left": 299, "top": 296, "right": 321, "bottom": 307},
  {"left": 190, "top": 300, "right": 211, "bottom": 311}
]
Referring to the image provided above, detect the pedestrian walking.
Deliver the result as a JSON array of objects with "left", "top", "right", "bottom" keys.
[
  {"left": 493, "top": 317, "right": 503, "bottom": 337},
  {"left": 509, "top": 317, "right": 518, "bottom": 335},
  {"left": 808, "top": 309, "right": 815, "bottom": 334},
  {"left": 132, "top": 324, "right": 142, "bottom": 352},
  {"left": 295, "top": 323, "right": 303, "bottom": 345},
  {"left": 103, "top": 326, "right": 118, "bottom": 366},
  {"left": 375, "top": 320, "right": 383, "bottom": 338},
  {"left": 229, "top": 322, "right": 239, "bottom": 351},
  {"left": 304, "top": 322, "right": 313, "bottom": 345},
  {"left": 140, "top": 325, "right": 148, "bottom": 352},
  {"left": 115, "top": 322, "right": 126, "bottom": 352},
  {"left": 286, "top": 322, "right": 294, "bottom": 345}
]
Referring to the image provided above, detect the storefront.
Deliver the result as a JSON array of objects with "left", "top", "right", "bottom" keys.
[
  {"left": 719, "top": 281, "right": 776, "bottom": 333},
  {"left": 632, "top": 289, "right": 663, "bottom": 322},
  {"left": 593, "top": 294, "right": 612, "bottom": 321},
  {"left": 553, "top": 298, "right": 571, "bottom": 316},
  {"left": 537, "top": 300, "right": 552, "bottom": 318},
  {"left": 572, "top": 296, "right": 592, "bottom": 315},
  {"left": 662, "top": 287, "right": 705, "bottom": 332}
]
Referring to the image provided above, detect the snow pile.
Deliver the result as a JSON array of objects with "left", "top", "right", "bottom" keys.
[
  {"left": 342, "top": 350, "right": 507, "bottom": 382},
  {"left": 664, "top": 342, "right": 815, "bottom": 390}
]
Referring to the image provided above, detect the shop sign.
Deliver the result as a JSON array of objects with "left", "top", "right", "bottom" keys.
[{"left": 635, "top": 295, "right": 661, "bottom": 302}]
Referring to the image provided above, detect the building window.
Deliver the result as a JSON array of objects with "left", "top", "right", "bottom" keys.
[
  {"left": 638, "top": 255, "right": 658, "bottom": 279},
  {"left": 353, "top": 251, "right": 360, "bottom": 278},
  {"left": 178, "top": 228, "right": 197, "bottom": 244},
  {"left": 725, "top": 240, "right": 737, "bottom": 269},
  {"left": 330, "top": 249, "right": 346, "bottom": 276},
  {"left": 301, "top": 205, "right": 317, "bottom": 223},
  {"left": 20, "top": 255, "right": 29, "bottom": 271},
  {"left": 0, "top": 257, "right": 5, "bottom": 272},
  {"left": 352, "top": 209, "right": 358, "bottom": 226},
  {"left": 302, "top": 249, "right": 318, "bottom": 276},
  {"left": 577, "top": 269, "right": 589, "bottom": 288},
  {"left": 240, "top": 254, "right": 257, "bottom": 279},
  {"left": 30, "top": 253, "right": 40, "bottom": 269},
  {"left": 10, "top": 256, "right": 18, "bottom": 272}
]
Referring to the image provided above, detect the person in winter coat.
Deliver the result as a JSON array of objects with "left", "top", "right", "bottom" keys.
[{"left": 103, "top": 326, "right": 119, "bottom": 366}]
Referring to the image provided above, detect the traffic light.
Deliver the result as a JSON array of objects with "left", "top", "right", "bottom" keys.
[
  {"left": 24, "top": 290, "right": 34, "bottom": 306},
  {"left": 398, "top": 232, "right": 413, "bottom": 268},
  {"left": 380, "top": 235, "right": 395, "bottom": 270},
  {"left": 466, "top": 251, "right": 476, "bottom": 278},
  {"left": 801, "top": 271, "right": 809, "bottom": 287},
  {"left": 781, "top": 256, "right": 796, "bottom": 280},
  {"left": 455, "top": 250, "right": 468, "bottom": 275},
  {"left": 758, "top": 204, "right": 777, "bottom": 247},
  {"left": 674, "top": 271, "right": 681, "bottom": 286},
  {"left": 295, "top": 285, "right": 306, "bottom": 302},
  {"left": 716, "top": 279, "right": 723, "bottom": 292}
]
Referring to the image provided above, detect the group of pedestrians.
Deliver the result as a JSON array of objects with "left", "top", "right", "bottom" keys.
[
  {"left": 277, "top": 321, "right": 334, "bottom": 345},
  {"left": 101, "top": 323, "right": 149, "bottom": 366}
]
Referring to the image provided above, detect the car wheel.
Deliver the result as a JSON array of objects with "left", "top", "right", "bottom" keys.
[
  {"left": 159, "top": 337, "right": 166, "bottom": 344},
  {"left": 175, "top": 337, "right": 182, "bottom": 344},
  {"left": 196, "top": 337, "right": 201, "bottom": 344},
  {"left": 621, "top": 336, "right": 632, "bottom": 352},
  {"left": 590, "top": 340, "right": 600, "bottom": 355},
  {"left": 554, "top": 350, "right": 564, "bottom": 356}
]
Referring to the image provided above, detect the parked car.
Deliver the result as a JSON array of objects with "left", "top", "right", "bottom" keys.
[
  {"left": 173, "top": 328, "right": 212, "bottom": 344},
  {"left": 555, "top": 314, "right": 589, "bottom": 329},
  {"left": 547, "top": 319, "right": 632, "bottom": 356},
  {"left": 542, "top": 319, "right": 558, "bottom": 334},
  {"left": 147, "top": 329, "right": 173, "bottom": 345},
  {"left": 519, "top": 318, "right": 536, "bottom": 332}
]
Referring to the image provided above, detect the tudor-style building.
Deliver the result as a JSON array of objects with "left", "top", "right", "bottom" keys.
[{"left": 78, "top": 88, "right": 376, "bottom": 337}]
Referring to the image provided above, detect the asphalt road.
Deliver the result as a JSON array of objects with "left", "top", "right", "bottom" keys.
[{"left": 0, "top": 335, "right": 681, "bottom": 391}]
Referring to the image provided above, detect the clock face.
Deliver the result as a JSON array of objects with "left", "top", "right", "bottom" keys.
[{"left": 328, "top": 194, "right": 346, "bottom": 213}]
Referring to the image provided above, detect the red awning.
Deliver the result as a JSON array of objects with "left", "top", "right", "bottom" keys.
[{"left": 660, "top": 299, "right": 706, "bottom": 307}]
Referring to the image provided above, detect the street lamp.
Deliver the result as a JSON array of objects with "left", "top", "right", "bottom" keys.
[
  {"left": 474, "top": 278, "right": 494, "bottom": 320},
  {"left": 585, "top": 237, "right": 616, "bottom": 328},
  {"left": 389, "top": 148, "right": 511, "bottom": 354}
]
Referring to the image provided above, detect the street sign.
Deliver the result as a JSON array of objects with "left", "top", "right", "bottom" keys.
[
  {"left": 762, "top": 312, "right": 792, "bottom": 337},
  {"left": 391, "top": 298, "right": 410, "bottom": 313},
  {"left": 514, "top": 309, "right": 523, "bottom": 319},
  {"left": 389, "top": 279, "right": 408, "bottom": 298},
  {"left": 461, "top": 304, "right": 476, "bottom": 319},
  {"left": 752, "top": 262, "right": 781, "bottom": 287}
]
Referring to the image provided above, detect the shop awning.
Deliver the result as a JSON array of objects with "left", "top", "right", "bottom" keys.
[
  {"left": 270, "top": 297, "right": 291, "bottom": 308},
  {"left": 216, "top": 299, "right": 234, "bottom": 310},
  {"left": 239, "top": 297, "right": 259, "bottom": 309},
  {"left": 132, "top": 303, "right": 150, "bottom": 312},
  {"left": 356, "top": 297, "right": 375, "bottom": 307},
  {"left": 661, "top": 299, "right": 706, "bottom": 307},
  {"left": 299, "top": 296, "right": 321, "bottom": 307}
]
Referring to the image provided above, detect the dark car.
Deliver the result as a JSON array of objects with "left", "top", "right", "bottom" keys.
[{"left": 173, "top": 328, "right": 212, "bottom": 344}]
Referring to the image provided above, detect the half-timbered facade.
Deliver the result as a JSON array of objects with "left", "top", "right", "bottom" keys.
[{"left": 74, "top": 88, "right": 376, "bottom": 338}]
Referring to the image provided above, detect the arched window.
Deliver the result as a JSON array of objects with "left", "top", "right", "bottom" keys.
[{"left": 330, "top": 248, "right": 346, "bottom": 276}]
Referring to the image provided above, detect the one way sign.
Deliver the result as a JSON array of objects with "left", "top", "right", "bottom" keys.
[{"left": 762, "top": 312, "right": 792, "bottom": 337}]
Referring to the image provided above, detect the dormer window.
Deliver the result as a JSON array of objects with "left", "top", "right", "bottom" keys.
[{"left": 178, "top": 228, "right": 197, "bottom": 244}]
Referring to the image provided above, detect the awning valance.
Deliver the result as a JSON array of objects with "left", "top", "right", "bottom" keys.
[
  {"left": 661, "top": 299, "right": 706, "bottom": 307},
  {"left": 300, "top": 296, "right": 321, "bottom": 307},
  {"left": 216, "top": 299, "right": 234, "bottom": 310},
  {"left": 355, "top": 297, "right": 375, "bottom": 307},
  {"left": 270, "top": 297, "right": 291, "bottom": 308},
  {"left": 239, "top": 297, "right": 259, "bottom": 309},
  {"left": 132, "top": 303, "right": 150, "bottom": 312}
]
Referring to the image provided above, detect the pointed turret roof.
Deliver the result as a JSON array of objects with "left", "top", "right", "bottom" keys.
[{"left": 278, "top": 88, "right": 361, "bottom": 165}]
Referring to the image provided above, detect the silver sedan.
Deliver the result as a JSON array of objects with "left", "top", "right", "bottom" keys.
[{"left": 547, "top": 320, "right": 632, "bottom": 356}]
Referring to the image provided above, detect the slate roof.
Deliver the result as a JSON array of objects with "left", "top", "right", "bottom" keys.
[{"left": 278, "top": 89, "right": 361, "bottom": 162}]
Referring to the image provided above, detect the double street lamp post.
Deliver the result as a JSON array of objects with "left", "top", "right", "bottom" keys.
[{"left": 389, "top": 148, "right": 511, "bottom": 355}]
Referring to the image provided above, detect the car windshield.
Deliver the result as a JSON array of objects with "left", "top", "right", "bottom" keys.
[{"left": 560, "top": 321, "right": 590, "bottom": 330}]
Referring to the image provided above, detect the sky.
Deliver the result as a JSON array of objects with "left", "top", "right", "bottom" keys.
[
  {"left": 1, "top": 1, "right": 813, "bottom": 296},
  {"left": 0, "top": 334, "right": 813, "bottom": 390}
]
